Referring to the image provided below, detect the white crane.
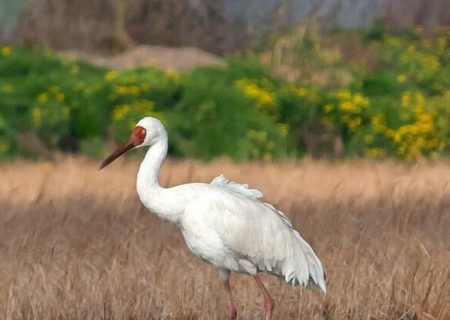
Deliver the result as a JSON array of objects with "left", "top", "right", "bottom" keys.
[{"left": 100, "top": 117, "right": 326, "bottom": 320}]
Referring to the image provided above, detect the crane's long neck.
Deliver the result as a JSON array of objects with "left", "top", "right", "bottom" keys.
[
  {"left": 136, "top": 137, "right": 167, "bottom": 195},
  {"left": 136, "top": 134, "right": 184, "bottom": 225}
]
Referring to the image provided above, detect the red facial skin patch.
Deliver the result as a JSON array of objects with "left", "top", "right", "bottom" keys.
[{"left": 132, "top": 126, "right": 146, "bottom": 146}]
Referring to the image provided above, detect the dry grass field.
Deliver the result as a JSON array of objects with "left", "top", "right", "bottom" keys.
[{"left": 0, "top": 157, "right": 449, "bottom": 319}]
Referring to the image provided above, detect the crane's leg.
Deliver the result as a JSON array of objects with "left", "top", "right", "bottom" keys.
[
  {"left": 254, "top": 274, "right": 275, "bottom": 320},
  {"left": 219, "top": 269, "right": 237, "bottom": 320}
]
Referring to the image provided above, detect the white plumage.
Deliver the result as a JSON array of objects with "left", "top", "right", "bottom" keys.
[{"left": 101, "top": 117, "right": 326, "bottom": 320}]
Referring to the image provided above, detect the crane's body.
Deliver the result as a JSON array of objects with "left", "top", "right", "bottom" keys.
[{"left": 101, "top": 117, "right": 326, "bottom": 320}]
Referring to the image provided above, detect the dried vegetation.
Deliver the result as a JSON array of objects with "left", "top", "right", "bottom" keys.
[{"left": 0, "top": 157, "right": 449, "bottom": 319}]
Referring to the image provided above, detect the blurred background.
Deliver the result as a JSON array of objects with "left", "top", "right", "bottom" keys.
[{"left": 0, "top": 0, "right": 449, "bottom": 161}]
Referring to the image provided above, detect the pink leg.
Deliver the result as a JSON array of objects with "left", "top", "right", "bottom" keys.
[
  {"left": 254, "top": 274, "right": 275, "bottom": 320},
  {"left": 223, "top": 278, "right": 237, "bottom": 320}
]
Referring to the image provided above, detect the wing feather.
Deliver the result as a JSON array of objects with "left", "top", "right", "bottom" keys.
[
  {"left": 211, "top": 174, "right": 263, "bottom": 199},
  {"left": 207, "top": 176, "right": 326, "bottom": 292}
]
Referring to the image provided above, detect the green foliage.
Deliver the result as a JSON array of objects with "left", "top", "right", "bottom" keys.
[
  {"left": 169, "top": 59, "right": 287, "bottom": 160},
  {"left": 0, "top": 27, "right": 449, "bottom": 161},
  {"left": 260, "top": 27, "right": 450, "bottom": 160},
  {"left": 0, "top": 46, "right": 108, "bottom": 156},
  {"left": 0, "top": 48, "right": 287, "bottom": 160},
  {"left": 106, "top": 68, "right": 178, "bottom": 141}
]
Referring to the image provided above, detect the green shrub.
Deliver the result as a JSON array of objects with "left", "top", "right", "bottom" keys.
[
  {"left": 168, "top": 59, "right": 288, "bottom": 160},
  {"left": 0, "top": 27, "right": 449, "bottom": 162}
]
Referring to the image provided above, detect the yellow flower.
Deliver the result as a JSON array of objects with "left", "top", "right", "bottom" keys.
[
  {"left": 392, "top": 131, "right": 401, "bottom": 143},
  {"left": 437, "top": 36, "right": 447, "bottom": 51},
  {"left": 347, "top": 117, "right": 361, "bottom": 130},
  {"left": 386, "top": 36, "right": 400, "bottom": 46},
  {"left": 371, "top": 115, "right": 385, "bottom": 131},
  {"left": 324, "top": 103, "right": 334, "bottom": 113},
  {"left": 37, "top": 93, "right": 49, "bottom": 103},
  {"left": 0, "top": 142, "right": 8, "bottom": 154},
  {"left": 401, "top": 92, "right": 411, "bottom": 108},
  {"left": 339, "top": 101, "right": 354, "bottom": 112},
  {"left": 105, "top": 70, "right": 119, "bottom": 81},
  {"left": 353, "top": 93, "right": 369, "bottom": 107},
  {"left": 1, "top": 84, "right": 14, "bottom": 93},
  {"left": 235, "top": 79, "right": 275, "bottom": 112},
  {"left": 113, "top": 105, "right": 130, "bottom": 121},
  {"left": 337, "top": 89, "right": 351, "bottom": 100},
  {"left": 422, "top": 55, "right": 440, "bottom": 71},
  {"left": 113, "top": 100, "right": 157, "bottom": 122},
  {"left": 295, "top": 87, "right": 307, "bottom": 97},
  {"left": 418, "top": 113, "right": 432, "bottom": 123},
  {"left": 115, "top": 85, "right": 141, "bottom": 95},
  {"left": 165, "top": 68, "right": 181, "bottom": 83},
  {"left": 134, "top": 99, "right": 155, "bottom": 112},
  {"left": 277, "top": 123, "right": 289, "bottom": 137},
  {"left": 396, "top": 74, "right": 406, "bottom": 83},
  {"left": 1, "top": 46, "right": 12, "bottom": 56},
  {"left": 292, "top": 86, "right": 319, "bottom": 102},
  {"left": 367, "top": 148, "right": 384, "bottom": 158}
]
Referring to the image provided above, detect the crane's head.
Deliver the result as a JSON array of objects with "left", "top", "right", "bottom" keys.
[{"left": 100, "top": 117, "right": 167, "bottom": 169}]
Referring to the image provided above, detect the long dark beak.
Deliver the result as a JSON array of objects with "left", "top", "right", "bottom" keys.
[
  {"left": 100, "top": 126, "right": 147, "bottom": 170},
  {"left": 100, "top": 139, "right": 135, "bottom": 170}
]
